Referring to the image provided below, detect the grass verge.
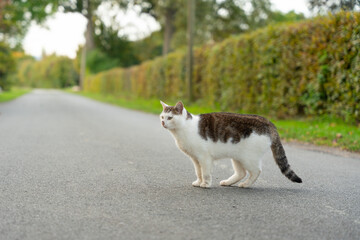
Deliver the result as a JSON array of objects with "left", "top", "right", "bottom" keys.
[
  {"left": 0, "top": 88, "right": 30, "bottom": 103},
  {"left": 273, "top": 119, "right": 359, "bottom": 152},
  {"left": 70, "top": 91, "right": 360, "bottom": 152}
]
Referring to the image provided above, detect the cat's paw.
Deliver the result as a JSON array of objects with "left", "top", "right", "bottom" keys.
[
  {"left": 220, "top": 180, "right": 230, "bottom": 186},
  {"left": 238, "top": 182, "right": 251, "bottom": 188},
  {"left": 192, "top": 179, "right": 201, "bottom": 187},
  {"left": 200, "top": 182, "right": 211, "bottom": 188}
]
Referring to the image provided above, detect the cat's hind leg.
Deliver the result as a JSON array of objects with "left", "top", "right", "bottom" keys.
[
  {"left": 238, "top": 159, "right": 262, "bottom": 188},
  {"left": 191, "top": 157, "right": 202, "bottom": 187},
  {"left": 220, "top": 159, "right": 246, "bottom": 186}
]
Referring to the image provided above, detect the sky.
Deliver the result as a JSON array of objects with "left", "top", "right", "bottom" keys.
[{"left": 23, "top": 0, "right": 310, "bottom": 59}]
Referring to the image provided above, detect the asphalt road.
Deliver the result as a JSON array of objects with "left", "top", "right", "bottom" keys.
[{"left": 0, "top": 89, "right": 359, "bottom": 240}]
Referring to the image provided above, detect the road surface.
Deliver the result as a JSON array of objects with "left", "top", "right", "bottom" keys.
[{"left": 0, "top": 90, "right": 359, "bottom": 240}]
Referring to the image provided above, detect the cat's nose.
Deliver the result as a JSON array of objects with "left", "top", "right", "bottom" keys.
[{"left": 161, "top": 121, "right": 165, "bottom": 127}]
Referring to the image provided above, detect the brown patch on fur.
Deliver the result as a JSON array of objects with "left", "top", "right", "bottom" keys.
[
  {"left": 198, "top": 113, "right": 273, "bottom": 143},
  {"left": 164, "top": 106, "right": 181, "bottom": 115},
  {"left": 164, "top": 102, "right": 192, "bottom": 120},
  {"left": 164, "top": 106, "right": 176, "bottom": 114}
]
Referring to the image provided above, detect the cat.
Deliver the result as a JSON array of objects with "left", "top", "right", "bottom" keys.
[{"left": 160, "top": 101, "right": 302, "bottom": 188}]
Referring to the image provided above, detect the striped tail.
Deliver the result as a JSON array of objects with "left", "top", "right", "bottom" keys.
[{"left": 270, "top": 133, "right": 302, "bottom": 183}]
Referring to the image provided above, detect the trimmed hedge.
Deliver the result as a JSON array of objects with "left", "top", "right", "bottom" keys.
[
  {"left": 15, "top": 55, "right": 78, "bottom": 88},
  {"left": 0, "top": 41, "right": 15, "bottom": 90},
  {"left": 84, "top": 12, "right": 360, "bottom": 123}
]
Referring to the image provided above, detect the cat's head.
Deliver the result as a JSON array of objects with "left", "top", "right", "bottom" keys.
[{"left": 159, "top": 101, "right": 192, "bottom": 130}]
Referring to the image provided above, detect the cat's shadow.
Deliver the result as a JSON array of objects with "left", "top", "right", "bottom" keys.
[{"left": 185, "top": 185, "right": 310, "bottom": 197}]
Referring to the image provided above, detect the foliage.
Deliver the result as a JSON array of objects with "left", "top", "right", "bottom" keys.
[
  {"left": 130, "top": 0, "right": 306, "bottom": 62},
  {"left": 0, "top": 0, "right": 58, "bottom": 48},
  {"left": 308, "top": 0, "right": 360, "bottom": 13},
  {"left": 83, "top": 12, "right": 360, "bottom": 124},
  {"left": 93, "top": 20, "right": 139, "bottom": 67},
  {"left": 15, "top": 55, "right": 78, "bottom": 88},
  {"left": 269, "top": 10, "right": 306, "bottom": 23},
  {"left": 86, "top": 48, "right": 119, "bottom": 74},
  {"left": 0, "top": 41, "right": 15, "bottom": 90},
  {"left": 134, "top": 0, "right": 279, "bottom": 53},
  {"left": 132, "top": 31, "right": 163, "bottom": 62}
]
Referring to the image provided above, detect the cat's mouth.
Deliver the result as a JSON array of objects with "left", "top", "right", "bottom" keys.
[{"left": 161, "top": 121, "right": 167, "bottom": 128}]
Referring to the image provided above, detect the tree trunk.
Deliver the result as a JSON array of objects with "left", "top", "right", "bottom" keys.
[
  {"left": 85, "top": 0, "right": 95, "bottom": 50},
  {"left": 186, "top": 0, "right": 195, "bottom": 101},
  {"left": 162, "top": 8, "right": 176, "bottom": 56},
  {"left": 79, "top": 0, "right": 95, "bottom": 90}
]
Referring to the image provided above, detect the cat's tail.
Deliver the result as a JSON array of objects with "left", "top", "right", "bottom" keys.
[{"left": 270, "top": 132, "right": 302, "bottom": 183}]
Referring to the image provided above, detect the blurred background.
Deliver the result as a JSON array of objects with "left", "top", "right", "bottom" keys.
[{"left": 0, "top": 0, "right": 359, "bottom": 150}]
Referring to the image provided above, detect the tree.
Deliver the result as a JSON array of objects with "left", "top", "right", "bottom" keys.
[
  {"left": 268, "top": 10, "right": 306, "bottom": 24},
  {"left": 93, "top": 20, "right": 139, "bottom": 68},
  {"left": 58, "top": 0, "right": 102, "bottom": 89},
  {"left": 246, "top": 0, "right": 273, "bottom": 30},
  {"left": 55, "top": 0, "right": 128, "bottom": 88},
  {"left": 58, "top": 0, "right": 105, "bottom": 51},
  {"left": 132, "top": 31, "right": 163, "bottom": 62},
  {"left": 186, "top": 0, "right": 195, "bottom": 101},
  {"left": 0, "top": 42, "right": 15, "bottom": 90},
  {"left": 133, "top": 0, "right": 182, "bottom": 55},
  {"left": 0, "top": 0, "right": 53, "bottom": 90},
  {"left": 0, "top": 0, "right": 58, "bottom": 48},
  {"left": 170, "top": 0, "right": 275, "bottom": 47},
  {"left": 308, "top": 0, "right": 360, "bottom": 13},
  {"left": 134, "top": 0, "right": 275, "bottom": 55},
  {"left": 162, "top": 3, "right": 178, "bottom": 55}
]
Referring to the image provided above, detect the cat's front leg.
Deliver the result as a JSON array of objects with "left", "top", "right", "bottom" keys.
[
  {"left": 199, "top": 159, "right": 213, "bottom": 188},
  {"left": 191, "top": 157, "right": 202, "bottom": 187}
]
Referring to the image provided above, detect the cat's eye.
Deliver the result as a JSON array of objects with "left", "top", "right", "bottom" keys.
[
  {"left": 167, "top": 117, "right": 173, "bottom": 120},
  {"left": 161, "top": 116, "right": 164, "bottom": 119}
]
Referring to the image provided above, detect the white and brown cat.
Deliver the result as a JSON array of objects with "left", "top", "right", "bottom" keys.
[{"left": 160, "top": 101, "right": 302, "bottom": 188}]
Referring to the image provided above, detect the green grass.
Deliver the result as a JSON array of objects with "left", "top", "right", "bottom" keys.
[
  {"left": 69, "top": 91, "right": 360, "bottom": 152},
  {"left": 273, "top": 118, "right": 360, "bottom": 152},
  {"left": 0, "top": 88, "right": 30, "bottom": 103}
]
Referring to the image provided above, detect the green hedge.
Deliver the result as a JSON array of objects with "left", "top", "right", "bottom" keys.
[
  {"left": 15, "top": 55, "right": 78, "bottom": 88},
  {"left": 0, "top": 42, "right": 15, "bottom": 90},
  {"left": 84, "top": 12, "right": 360, "bottom": 123}
]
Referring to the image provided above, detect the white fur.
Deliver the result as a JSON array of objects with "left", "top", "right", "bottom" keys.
[{"left": 160, "top": 102, "right": 271, "bottom": 188}]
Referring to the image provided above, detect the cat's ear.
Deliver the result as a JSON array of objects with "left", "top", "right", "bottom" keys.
[
  {"left": 175, "top": 101, "right": 184, "bottom": 114},
  {"left": 160, "top": 100, "right": 168, "bottom": 109}
]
